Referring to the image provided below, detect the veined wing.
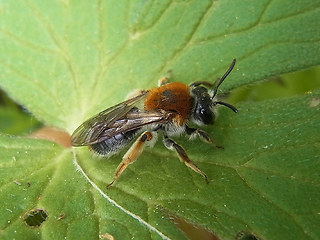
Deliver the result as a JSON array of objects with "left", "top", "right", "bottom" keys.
[
  {"left": 71, "top": 92, "right": 174, "bottom": 146},
  {"left": 91, "top": 109, "right": 173, "bottom": 144}
]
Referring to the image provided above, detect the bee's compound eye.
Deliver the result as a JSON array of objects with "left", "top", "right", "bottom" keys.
[
  {"left": 196, "top": 106, "right": 214, "bottom": 125},
  {"left": 191, "top": 86, "right": 214, "bottom": 125}
]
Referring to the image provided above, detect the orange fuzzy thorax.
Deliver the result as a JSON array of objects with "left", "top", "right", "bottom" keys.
[{"left": 144, "top": 82, "right": 191, "bottom": 125}]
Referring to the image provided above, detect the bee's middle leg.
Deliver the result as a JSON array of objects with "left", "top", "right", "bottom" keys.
[
  {"left": 163, "top": 136, "right": 209, "bottom": 184},
  {"left": 185, "top": 125, "right": 224, "bottom": 149},
  {"left": 107, "top": 131, "right": 153, "bottom": 188}
]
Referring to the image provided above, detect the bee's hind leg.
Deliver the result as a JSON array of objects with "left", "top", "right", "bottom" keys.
[
  {"left": 106, "top": 131, "right": 153, "bottom": 188},
  {"left": 163, "top": 136, "right": 209, "bottom": 184}
]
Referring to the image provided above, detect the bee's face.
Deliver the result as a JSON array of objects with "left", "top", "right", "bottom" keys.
[{"left": 191, "top": 86, "right": 215, "bottom": 125}]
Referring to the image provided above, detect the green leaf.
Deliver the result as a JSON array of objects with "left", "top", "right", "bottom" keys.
[
  {"left": 0, "top": 1, "right": 320, "bottom": 239},
  {"left": 1, "top": 0, "right": 320, "bottom": 129},
  {"left": 1, "top": 92, "right": 319, "bottom": 239}
]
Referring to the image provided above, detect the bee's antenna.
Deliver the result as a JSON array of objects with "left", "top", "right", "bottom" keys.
[
  {"left": 214, "top": 101, "right": 238, "bottom": 113},
  {"left": 211, "top": 59, "right": 236, "bottom": 99}
]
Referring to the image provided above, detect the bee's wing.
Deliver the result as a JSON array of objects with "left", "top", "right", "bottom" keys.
[
  {"left": 71, "top": 92, "right": 147, "bottom": 146},
  {"left": 94, "top": 109, "right": 173, "bottom": 144},
  {"left": 71, "top": 92, "right": 173, "bottom": 146}
]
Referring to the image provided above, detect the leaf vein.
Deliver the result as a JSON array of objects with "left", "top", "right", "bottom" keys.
[
  {"left": 73, "top": 151, "right": 172, "bottom": 240},
  {"left": 234, "top": 168, "right": 314, "bottom": 239},
  {"left": 155, "top": 0, "right": 216, "bottom": 79},
  {"left": 24, "top": 0, "right": 83, "bottom": 113}
]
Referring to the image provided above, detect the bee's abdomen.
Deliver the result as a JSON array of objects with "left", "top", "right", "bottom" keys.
[{"left": 90, "top": 129, "right": 139, "bottom": 155}]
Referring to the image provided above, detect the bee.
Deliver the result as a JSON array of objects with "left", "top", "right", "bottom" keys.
[{"left": 71, "top": 59, "right": 238, "bottom": 187}]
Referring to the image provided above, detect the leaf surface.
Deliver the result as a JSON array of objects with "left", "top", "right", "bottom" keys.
[
  {"left": 1, "top": 0, "right": 319, "bottom": 129},
  {"left": 0, "top": 1, "right": 320, "bottom": 239}
]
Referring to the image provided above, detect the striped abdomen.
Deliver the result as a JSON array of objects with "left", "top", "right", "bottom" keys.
[{"left": 90, "top": 129, "right": 139, "bottom": 155}]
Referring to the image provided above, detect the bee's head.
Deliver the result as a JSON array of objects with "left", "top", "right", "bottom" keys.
[
  {"left": 190, "top": 59, "right": 238, "bottom": 125},
  {"left": 191, "top": 86, "right": 215, "bottom": 125}
]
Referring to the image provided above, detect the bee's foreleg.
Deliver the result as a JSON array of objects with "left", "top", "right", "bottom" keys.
[
  {"left": 158, "top": 70, "right": 172, "bottom": 86},
  {"left": 163, "top": 136, "right": 209, "bottom": 184},
  {"left": 106, "top": 131, "right": 153, "bottom": 188},
  {"left": 185, "top": 125, "right": 224, "bottom": 149}
]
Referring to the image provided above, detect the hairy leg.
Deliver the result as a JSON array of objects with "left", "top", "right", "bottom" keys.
[
  {"left": 185, "top": 125, "right": 224, "bottom": 149},
  {"left": 163, "top": 136, "right": 209, "bottom": 184},
  {"left": 107, "top": 131, "right": 153, "bottom": 188}
]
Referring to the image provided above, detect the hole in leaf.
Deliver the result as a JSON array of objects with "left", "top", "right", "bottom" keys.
[
  {"left": 235, "top": 231, "right": 260, "bottom": 240},
  {"left": 22, "top": 209, "right": 48, "bottom": 227}
]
